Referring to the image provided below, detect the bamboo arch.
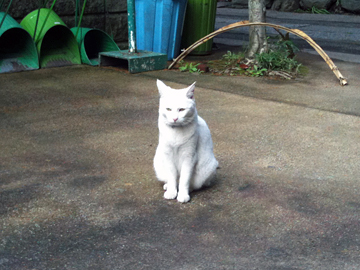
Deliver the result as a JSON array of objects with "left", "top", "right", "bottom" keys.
[{"left": 169, "top": 21, "right": 348, "bottom": 86}]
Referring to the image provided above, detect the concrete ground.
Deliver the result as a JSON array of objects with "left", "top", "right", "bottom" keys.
[{"left": 1, "top": 46, "right": 360, "bottom": 269}]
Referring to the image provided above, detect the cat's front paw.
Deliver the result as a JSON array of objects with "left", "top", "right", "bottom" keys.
[
  {"left": 177, "top": 192, "right": 190, "bottom": 203},
  {"left": 164, "top": 189, "right": 177, "bottom": 200}
]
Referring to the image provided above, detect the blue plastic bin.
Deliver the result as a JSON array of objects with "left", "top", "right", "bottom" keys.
[{"left": 135, "top": 0, "right": 187, "bottom": 61}]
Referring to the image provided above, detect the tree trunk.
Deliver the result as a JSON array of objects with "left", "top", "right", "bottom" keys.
[{"left": 247, "top": 0, "right": 268, "bottom": 59}]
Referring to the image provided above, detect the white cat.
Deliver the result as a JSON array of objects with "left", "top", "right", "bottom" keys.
[{"left": 153, "top": 80, "right": 218, "bottom": 203}]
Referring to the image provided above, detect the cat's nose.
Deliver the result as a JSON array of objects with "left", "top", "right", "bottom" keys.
[{"left": 173, "top": 118, "right": 178, "bottom": 122}]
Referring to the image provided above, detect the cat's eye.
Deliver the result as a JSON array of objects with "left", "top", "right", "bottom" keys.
[
  {"left": 166, "top": 108, "right": 172, "bottom": 111},
  {"left": 179, "top": 108, "right": 185, "bottom": 112}
]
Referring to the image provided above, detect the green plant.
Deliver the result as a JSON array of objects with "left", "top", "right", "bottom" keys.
[
  {"left": 245, "top": 65, "right": 267, "bottom": 77},
  {"left": 255, "top": 36, "right": 302, "bottom": 74},
  {"left": 222, "top": 51, "right": 244, "bottom": 61},
  {"left": 294, "top": 6, "right": 330, "bottom": 14},
  {"left": 294, "top": 8, "right": 307, "bottom": 13},
  {"left": 311, "top": 6, "right": 330, "bottom": 14},
  {"left": 178, "top": 61, "right": 203, "bottom": 73},
  {"left": 222, "top": 51, "right": 244, "bottom": 66}
]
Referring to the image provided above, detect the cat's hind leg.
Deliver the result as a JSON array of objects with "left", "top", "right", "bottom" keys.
[{"left": 191, "top": 160, "right": 218, "bottom": 191}]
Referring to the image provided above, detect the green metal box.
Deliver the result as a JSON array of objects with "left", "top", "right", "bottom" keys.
[{"left": 99, "top": 50, "right": 167, "bottom": 73}]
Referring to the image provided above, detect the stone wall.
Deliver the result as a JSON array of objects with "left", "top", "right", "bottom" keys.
[
  {"left": 2, "top": 0, "right": 128, "bottom": 45},
  {"left": 231, "top": 0, "right": 360, "bottom": 13}
]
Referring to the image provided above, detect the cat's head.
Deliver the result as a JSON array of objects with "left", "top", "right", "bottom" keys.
[{"left": 156, "top": 79, "right": 197, "bottom": 127}]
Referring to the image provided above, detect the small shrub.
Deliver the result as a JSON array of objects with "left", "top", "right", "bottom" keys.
[
  {"left": 245, "top": 65, "right": 268, "bottom": 77},
  {"left": 310, "top": 6, "right": 330, "bottom": 14},
  {"left": 178, "top": 61, "right": 203, "bottom": 74},
  {"left": 295, "top": 6, "right": 330, "bottom": 14},
  {"left": 255, "top": 37, "right": 302, "bottom": 74}
]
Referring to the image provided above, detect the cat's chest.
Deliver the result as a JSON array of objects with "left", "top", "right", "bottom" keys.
[{"left": 159, "top": 123, "right": 198, "bottom": 147}]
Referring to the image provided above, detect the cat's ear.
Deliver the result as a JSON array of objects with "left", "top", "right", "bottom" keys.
[
  {"left": 156, "top": 79, "right": 169, "bottom": 97},
  {"left": 186, "top": 82, "right": 196, "bottom": 99}
]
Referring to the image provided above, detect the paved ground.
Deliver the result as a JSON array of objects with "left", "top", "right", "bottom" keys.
[
  {"left": 1, "top": 46, "right": 360, "bottom": 269},
  {"left": 1, "top": 6, "right": 360, "bottom": 267}
]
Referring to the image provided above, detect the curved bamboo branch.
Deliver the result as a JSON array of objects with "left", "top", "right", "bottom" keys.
[{"left": 169, "top": 21, "right": 348, "bottom": 86}]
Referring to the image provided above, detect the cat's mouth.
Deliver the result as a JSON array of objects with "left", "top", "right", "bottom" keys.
[
  {"left": 168, "top": 121, "right": 184, "bottom": 127},
  {"left": 169, "top": 122, "right": 181, "bottom": 127}
]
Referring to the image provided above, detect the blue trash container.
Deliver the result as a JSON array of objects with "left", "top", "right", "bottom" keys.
[{"left": 135, "top": 0, "right": 187, "bottom": 61}]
